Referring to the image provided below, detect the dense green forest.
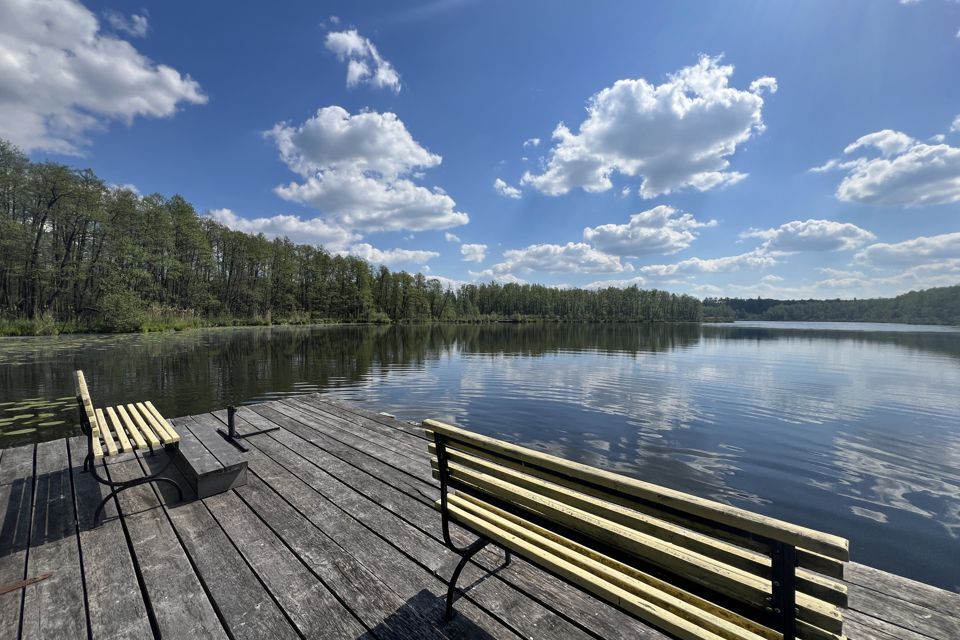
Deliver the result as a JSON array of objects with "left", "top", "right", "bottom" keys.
[
  {"left": 704, "top": 285, "right": 960, "bottom": 326},
  {"left": 0, "top": 140, "right": 702, "bottom": 334}
]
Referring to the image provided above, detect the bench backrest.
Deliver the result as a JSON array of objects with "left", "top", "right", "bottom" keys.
[
  {"left": 426, "top": 418, "right": 848, "bottom": 640},
  {"left": 74, "top": 370, "right": 179, "bottom": 459}
]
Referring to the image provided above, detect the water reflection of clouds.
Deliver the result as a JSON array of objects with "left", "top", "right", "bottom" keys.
[
  {"left": 452, "top": 351, "right": 765, "bottom": 506},
  {"left": 830, "top": 437, "right": 960, "bottom": 538}
]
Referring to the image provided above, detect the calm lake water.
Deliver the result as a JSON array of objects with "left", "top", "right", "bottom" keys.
[{"left": 2, "top": 322, "right": 959, "bottom": 591}]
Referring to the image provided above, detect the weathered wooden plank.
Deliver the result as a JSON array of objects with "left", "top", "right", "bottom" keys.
[
  {"left": 844, "top": 608, "right": 937, "bottom": 640},
  {"left": 276, "top": 398, "right": 427, "bottom": 462},
  {"left": 845, "top": 562, "right": 960, "bottom": 619},
  {"left": 105, "top": 450, "right": 228, "bottom": 639},
  {"left": 252, "top": 403, "right": 434, "bottom": 486},
  {"left": 427, "top": 419, "right": 850, "bottom": 561},
  {"left": 183, "top": 413, "right": 248, "bottom": 469},
  {"left": 286, "top": 396, "right": 426, "bottom": 452},
  {"left": 223, "top": 407, "right": 432, "bottom": 506},
  {"left": 0, "top": 444, "right": 34, "bottom": 640},
  {"left": 148, "top": 464, "right": 299, "bottom": 640},
  {"left": 242, "top": 443, "right": 522, "bottom": 640},
  {"left": 846, "top": 579, "right": 960, "bottom": 640},
  {"left": 167, "top": 417, "right": 247, "bottom": 498},
  {"left": 20, "top": 439, "right": 87, "bottom": 640},
  {"left": 246, "top": 425, "right": 593, "bottom": 640},
  {"left": 169, "top": 417, "right": 223, "bottom": 497},
  {"left": 203, "top": 489, "right": 367, "bottom": 639},
  {"left": 322, "top": 396, "right": 428, "bottom": 440},
  {"left": 68, "top": 436, "right": 153, "bottom": 640},
  {"left": 227, "top": 405, "right": 675, "bottom": 640},
  {"left": 234, "top": 474, "right": 449, "bottom": 640},
  {"left": 285, "top": 397, "right": 428, "bottom": 461},
  {"left": 288, "top": 400, "right": 852, "bottom": 637}
]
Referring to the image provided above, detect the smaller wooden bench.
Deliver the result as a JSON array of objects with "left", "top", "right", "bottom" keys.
[
  {"left": 426, "top": 419, "right": 849, "bottom": 640},
  {"left": 74, "top": 370, "right": 185, "bottom": 523}
]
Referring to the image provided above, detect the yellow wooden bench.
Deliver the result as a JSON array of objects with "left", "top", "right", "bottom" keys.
[
  {"left": 74, "top": 370, "right": 184, "bottom": 523},
  {"left": 425, "top": 419, "right": 849, "bottom": 640}
]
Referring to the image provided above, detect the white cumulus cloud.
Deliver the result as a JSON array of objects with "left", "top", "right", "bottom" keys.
[
  {"left": 487, "top": 242, "right": 634, "bottom": 277},
  {"left": 855, "top": 231, "right": 960, "bottom": 267},
  {"left": 741, "top": 219, "right": 876, "bottom": 252},
  {"left": 583, "top": 275, "right": 648, "bottom": 290},
  {"left": 639, "top": 248, "right": 779, "bottom": 278},
  {"left": 583, "top": 205, "right": 715, "bottom": 257},
  {"left": 468, "top": 270, "right": 527, "bottom": 284},
  {"left": 343, "top": 243, "right": 439, "bottom": 266},
  {"left": 444, "top": 232, "right": 461, "bottom": 243},
  {"left": 103, "top": 10, "right": 148, "bottom": 37},
  {"left": 521, "top": 55, "right": 773, "bottom": 198},
  {"left": 268, "top": 106, "right": 468, "bottom": 232},
  {"left": 0, "top": 0, "right": 206, "bottom": 154},
  {"left": 493, "top": 178, "right": 521, "bottom": 199},
  {"left": 523, "top": 138, "right": 541, "bottom": 148},
  {"left": 460, "top": 243, "right": 488, "bottom": 263},
  {"left": 951, "top": 114, "right": 960, "bottom": 132},
  {"left": 207, "top": 208, "right": 360, "bottom": 249},
  {"left": 814, "top": 129, "right": 960, "bottom": 206},
  {"left": 325, "top": 29, "right": 400, "bottom": 92}
]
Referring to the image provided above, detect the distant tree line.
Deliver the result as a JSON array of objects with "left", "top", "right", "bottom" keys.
[
  {"left": 704, "top": 285, "right": 960, "bottom": 326},
  {"left": 0, "top": 140, "right": 702, "bottom": 334}
]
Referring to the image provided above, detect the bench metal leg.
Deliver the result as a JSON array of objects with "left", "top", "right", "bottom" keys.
[
  {"left": 87, "top": 448, "right": 186, "bottom": 526},
  {"left": 445, "top": 537, "right": 490, "bottom": 621}
]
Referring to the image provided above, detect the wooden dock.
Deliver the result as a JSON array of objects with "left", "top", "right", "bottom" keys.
[{"left": 0, "top": 395, "right": 957, "bottom": 639}]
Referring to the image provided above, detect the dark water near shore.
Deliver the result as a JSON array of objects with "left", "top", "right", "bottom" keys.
[{"left": 2, "top": 322, "right": 959, "bottom": 591}]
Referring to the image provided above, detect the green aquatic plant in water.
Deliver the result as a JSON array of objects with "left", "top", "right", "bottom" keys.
[{"left": 0, "top": 396, "right": 79, "bottom": 448}]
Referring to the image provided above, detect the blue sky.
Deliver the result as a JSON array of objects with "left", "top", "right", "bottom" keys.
[{"left": 3, "top": 0, "right": 960, "bottom": 298}]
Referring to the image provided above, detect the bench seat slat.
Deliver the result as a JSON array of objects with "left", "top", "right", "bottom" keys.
[
  {"left": 127, "top": 403, "right": 161, "bottom": 448},
  {"left": 142, "top": 401, "right": 180, "bottom": 445},
  {"left": 447, "top": 499, "right": 747, "bottom": 640},
  {"left": 436, "top": 462, "right": 843, "bottom": 635},
  {"left": 430, "top": 450, "right": 847, "bottom": 608},
  {"left": 426, "top": 419, "right": 849, "bottom": 562},
  {"left": 450, "top": 493, "right": 778, "bottom": 640},
  {"left": 105, "top": 406, "right": 133, "bottom": 453},
  {"left": 95, "top": 408, "right": 119, "bottom": 457},
  {"left": 115, "top": 404, "right": 147, "bottom": 449},
  {"left": 451, "top": 493, "right": 842, "bottom": 640},
  {"left": 136, "top": 402, "right": 174, "bottom": 445}
]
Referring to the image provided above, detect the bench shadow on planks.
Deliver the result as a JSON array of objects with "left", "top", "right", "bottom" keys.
[
  {"left": 73, "top": 370, "right": 247, "bottom": 523},
  {"left": 425, "top": 419, "right": 850, "bottom": 640}
]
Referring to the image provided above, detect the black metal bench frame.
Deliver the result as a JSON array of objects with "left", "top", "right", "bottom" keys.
[
  {"left": 433, "top": 433, "right": 801, "bottom": 639},
  {"left": 77, "top": 398, "right": 184, "bottom": 525},
  {"left": 435, "top": 436, "right": 514, "bottom": 619}
]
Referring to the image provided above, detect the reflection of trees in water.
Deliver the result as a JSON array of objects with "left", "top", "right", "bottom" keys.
[{"left": 3, "top": 322, "right": 958, "bottom": 446}]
